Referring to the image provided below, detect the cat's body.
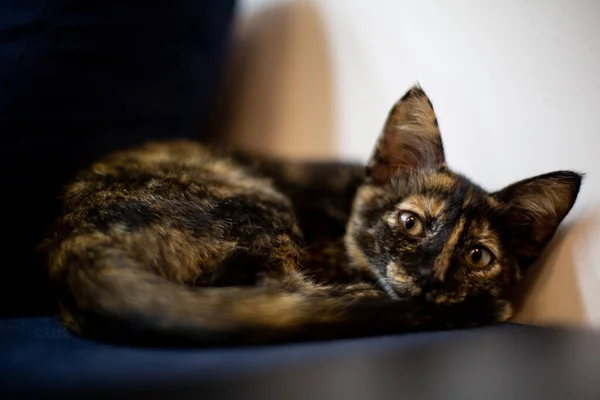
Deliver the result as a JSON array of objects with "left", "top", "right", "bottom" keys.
[{"left": 43, "top": 86, "right": 582, "bottom": 346}]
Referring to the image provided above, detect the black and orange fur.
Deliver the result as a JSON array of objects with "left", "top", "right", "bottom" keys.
[{"left": 42, "top": 85, "right": 583, "bottom": 346}]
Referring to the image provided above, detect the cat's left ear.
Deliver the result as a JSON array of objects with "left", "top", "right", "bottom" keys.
[
  {"left": 494, "top": 171, "right": 583, "bottom": 268},
  {"left": 366, "top": 85, "right": 446, "bottom": 185}
]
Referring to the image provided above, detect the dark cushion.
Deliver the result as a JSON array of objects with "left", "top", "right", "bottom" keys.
[
  {"left": 4, "top": 319, "right": 600, "bottom": 399},
  {"left": 0, "top": 317, "right": 533, "bottom": 398}
]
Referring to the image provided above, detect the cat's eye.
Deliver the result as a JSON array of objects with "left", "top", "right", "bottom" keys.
[
  {"left": 398, "top": 211, "right": 424, "bottom": 236},
  {"left": 464, "top": 247, "right": 493, "bottom": 268}
]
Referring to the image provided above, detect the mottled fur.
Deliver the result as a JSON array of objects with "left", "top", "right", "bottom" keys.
[{"left": 42, "top": 85, "right": 582, "bottom": 346}]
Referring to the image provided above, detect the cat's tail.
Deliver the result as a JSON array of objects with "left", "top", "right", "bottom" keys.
[
  {"left": 57, "top": 272, "right": 511, "bottom": 346},
  {"left": 53, "top": 256, "right": 510, "bottom": 347}
]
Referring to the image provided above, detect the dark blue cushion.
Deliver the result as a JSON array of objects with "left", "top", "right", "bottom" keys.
[{"left": 0, "top": 317, "right": 533, "bottom": 397}]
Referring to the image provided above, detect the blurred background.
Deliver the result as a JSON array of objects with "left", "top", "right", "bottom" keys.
[{"left": 221, "top": 0, "right": 600, "bottom": 328}]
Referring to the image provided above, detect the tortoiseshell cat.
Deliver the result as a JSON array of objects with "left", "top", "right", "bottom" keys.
[{"left": 43, "top": 85, "right": 582, "bottom": 346}]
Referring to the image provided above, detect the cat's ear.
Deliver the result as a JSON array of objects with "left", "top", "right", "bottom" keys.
[
  {"left": 366, "top": 85, "right": 446, "bottom": 185},
  {"left": 494, "top": 171, "right": 583, "bottom": 268}
]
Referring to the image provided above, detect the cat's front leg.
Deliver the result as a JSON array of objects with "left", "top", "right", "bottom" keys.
[{"left": 232, "top": 152, "right": 365, "bottom": 243}]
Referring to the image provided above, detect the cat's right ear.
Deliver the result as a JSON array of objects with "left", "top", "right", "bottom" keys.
[
  {"left": 365, "top": 85, "right": 446, "bottom": 185},
  {"left": 494, "top": 170, "right": 583, "bottom": 269}
]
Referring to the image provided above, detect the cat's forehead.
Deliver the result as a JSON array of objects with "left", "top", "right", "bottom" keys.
[
  {"left": 392, "top": 172, "right": 503, "bottom": 250},
  {"left": 356, "top": 170, "right": 498, "bottom": 223},
  {"left": 390, "top": 170, "right": 495, "bottom": 211}
]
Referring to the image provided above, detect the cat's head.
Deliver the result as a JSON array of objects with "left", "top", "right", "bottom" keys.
[{"left": 345, "top": 85, "right": 582, "bottom": 319}]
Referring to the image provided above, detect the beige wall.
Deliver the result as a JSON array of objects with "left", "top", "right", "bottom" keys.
[
  {"left": 220, "top": 1, "right": 335, "bottom": 160},
  {"left": 224, "top": 0, "right": 600, "bottom": 327}
]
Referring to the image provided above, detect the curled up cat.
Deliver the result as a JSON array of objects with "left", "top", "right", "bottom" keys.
[{"left": 42, "top": 85, "right": 583, "bottom": 346}]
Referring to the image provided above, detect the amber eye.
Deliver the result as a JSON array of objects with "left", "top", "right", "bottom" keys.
[
  {"left": 398, "top": 211, "right": 424, "bottom": 236},
  {"left": 464, "top": 247, "right": 493, "bottom": 268}
]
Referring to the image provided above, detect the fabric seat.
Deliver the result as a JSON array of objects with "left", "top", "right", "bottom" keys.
[{"left": 0, "top": 316, "right": 530, "bottom": 398}]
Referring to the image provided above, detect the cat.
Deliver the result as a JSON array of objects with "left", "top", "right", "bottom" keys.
[{"left": 42, "top": 85, "right": 582, "bottom": 346}]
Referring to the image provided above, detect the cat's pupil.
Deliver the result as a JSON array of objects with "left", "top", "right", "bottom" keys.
[
  {"left": 471, "top": 248, "right": 482, "bottom": 262},
  {"left": 404, "top": 216, "right": 415, "bottom": 230}
]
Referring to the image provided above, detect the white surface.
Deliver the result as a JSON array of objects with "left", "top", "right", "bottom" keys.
[{"left": 233, "top": 0, "right": 600, "bottom": 327}]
